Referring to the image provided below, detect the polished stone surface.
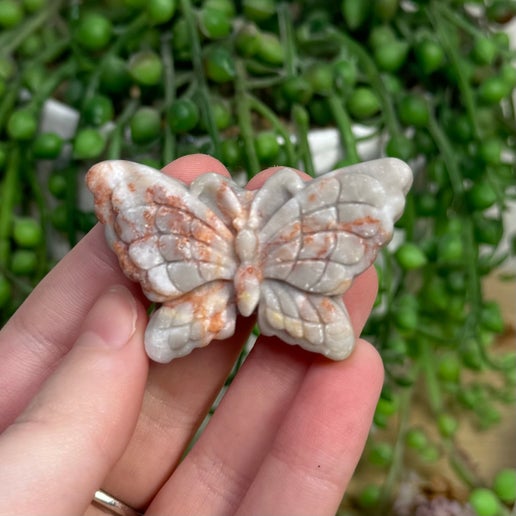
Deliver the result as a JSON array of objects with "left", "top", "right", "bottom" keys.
[{"left": 87, "top": 158, "right": 412, "bottom": 363}]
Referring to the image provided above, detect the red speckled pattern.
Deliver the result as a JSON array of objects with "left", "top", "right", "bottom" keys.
[{"left": 86, "top": 158, "right": 412, "bottom": 363}]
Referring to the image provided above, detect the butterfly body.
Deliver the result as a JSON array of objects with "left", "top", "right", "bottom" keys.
[{"left": 86, "top": 158, "right": 412, "bottom": 363}]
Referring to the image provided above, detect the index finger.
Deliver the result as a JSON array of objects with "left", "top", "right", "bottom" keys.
[{"left": 0, "top": 154, "right": 230, "bottom": 430}]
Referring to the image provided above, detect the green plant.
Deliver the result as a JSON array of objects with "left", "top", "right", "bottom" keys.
[{"left": 0, "top": 0, "right": 515, "bottom": 513}]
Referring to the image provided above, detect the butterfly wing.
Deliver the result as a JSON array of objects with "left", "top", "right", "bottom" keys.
[
  {"left": 256, "top": 158, "right": 412, "bottom": 295},
  {"left": 86, "top": 160, "right": 240, "bottom": 362},
  {"left": 254, "top": 158, "right": 412, "bottom": 357},
  {"left": 145, "top": 281, "right": 236, "bottom": 363},
  {"left": 258, "top": 280, "right": 354, "bottom": 360},
  {"left": 86, "top": 160, "right": 238, "bottom": 302}
]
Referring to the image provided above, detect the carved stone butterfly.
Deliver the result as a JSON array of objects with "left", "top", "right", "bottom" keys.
[{"left": 86, "top": 158, "right": 412, "bottom": 363}]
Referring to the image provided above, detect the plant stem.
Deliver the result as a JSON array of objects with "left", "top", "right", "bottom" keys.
[
  {"left": 246, "top": 93, "right": 297, "bottom": 168},
  {"left": 403, "top": 192, "right": 416, "bottom": 242},
  {"left": 162, "top": 122, "right": 176, "bottom": 166},
  {"left": 375, "top": 250, "right": 397, "bottom": 357},
  {"left": 328, "top": 92, "right": 360, "bottom": 164},
  {"left": 28, "top": 37, "right": 70, "bottom": 67},
  {"left": 506, "top": 93, "right": 516, "bottom": 130},
  {"left": 23, "top": 154, "right": 49, "bottom": 280},
  {"left": 427, "top": 105, "right": 483, "bottom": 338},
  {"left": 278, "top": 2, "right": 296, "bottom": 77},
  {"left": 235, "top": 61, "right": 260, "bottom": 177},
  {"left": 446, "top": 441, "right": 480, "bottom": 488},
  {"left": 428, "top": 5, "right": 480, "bottom": 138},
  {"left": 0, "top": 77, "right": 20, "bottom": 132},
  {"left": 247, "top": 75, "right": 285, "bottom": 91},
  {"left": 420, "top": 338, "right": 442, "bottom": 413},
  {"left": 378, "top": 380, "right": 416, "bottom": 510},
  {"left": 292, "top": 104, "right": 314, "bottom": 176},
  {"left": 426, "top": 104, "right": 464, "bottom": 203},
  {"left": 0, "top": 147, "right": 20, "bottom": 267},
  {"left": 29, "top": 60, "right": 77, "bottom": 110},
  {"left": 107, "top": 98, "right": 139, "bottom": 159},
  {"left": 461, "top": 218, "right": 481, "bottom": 312},
  {"left": 0, "top": 0, "right": 63, "bottom": 56},
  {"left": 65, "top": 164, "right": 78, "bottom": 248},
  {"left": 179, "top": 0, "right": 221, "bottom": 157},
  {"left": 161, "top": 33, "right": 177, "bottom": 165},
  {"left": 277, "top": 1, "right": 308, "bottom": 172}
]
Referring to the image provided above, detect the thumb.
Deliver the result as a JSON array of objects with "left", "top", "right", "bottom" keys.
[{"left": 0, "top": 285, "right": 148, "bottom": 516}]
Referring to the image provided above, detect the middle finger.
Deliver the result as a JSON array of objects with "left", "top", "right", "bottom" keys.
[{"left": 87, "top": 155, "right": 254, "bottom": 510}]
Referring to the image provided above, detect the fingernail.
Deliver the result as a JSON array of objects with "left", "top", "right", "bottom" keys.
[{"left": 79, "top": 285, "right": 138, "bottom": 349}]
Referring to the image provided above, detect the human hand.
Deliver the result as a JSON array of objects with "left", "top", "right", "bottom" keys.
[{"left": 0, "top": 155, "right": 383, "bottom": 516}]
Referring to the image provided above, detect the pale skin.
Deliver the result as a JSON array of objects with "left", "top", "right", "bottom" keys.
[{"left": 0, "top": 154, "right": 384, "bottom": 516}]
